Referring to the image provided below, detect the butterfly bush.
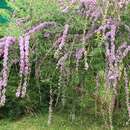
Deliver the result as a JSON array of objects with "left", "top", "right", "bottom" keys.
[
  {"left": 16, "top": 22, "right": 56, "bottom": 98},
  {"left": 0, "top": 1, "right": 130, "bottom": 128},
  {"left": 96, "top": 19, "right": 118, "bottom": 89},
  {"left": 58, "top": 0, "right": 101, "bottom": 21},
  {"left": 94, "top": 16, "right": 130, "bottom": 129},
  {"left": 97, "top": 18, "right": 130, "bottom": 85},
  {"left": 58, "top": 0, "right": 130, "bottom": 14},
  {"left": 0, "top": 22, "right": 56, "bottom": 104}
]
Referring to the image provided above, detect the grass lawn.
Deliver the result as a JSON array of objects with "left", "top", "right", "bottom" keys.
[{"left": 0, "top": 113, "right": 130, "bottom": 130}]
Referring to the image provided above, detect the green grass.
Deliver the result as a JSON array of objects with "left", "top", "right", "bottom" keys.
[
  {"left": 0, "top": 113, "right": 104, "bottom": 130},
  {"left": 0, "top": 113, "right": 130, "bottom": 130}
]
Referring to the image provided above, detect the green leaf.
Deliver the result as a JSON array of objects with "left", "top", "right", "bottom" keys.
[
  {"left": 0, "top": 0, "right": 12, "bottom": 11},
  {"left": 0, "top": 15, "right": 9, "bottom": 24}
]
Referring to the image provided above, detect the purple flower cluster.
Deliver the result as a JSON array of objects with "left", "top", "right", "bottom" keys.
[
  {"left": 55, "top": 24, "right": 69, "bottom": 70},
  {"left": 54, "top": 24, "right": 69, "bottom": 59},
  {"left": 58, "top": 0, "right": 69, "bottom": 13},
  {"left": 16, "top": 35, "right": 30, "bottom": 98},
  {"left": 58, "top": 0, "right": 96, "bottom": 13},
  {"left": 54, "top": 24, "right": 69, "bottom": 48},
  {"left": 75, "top": 48, "right": 85, "bottom": 61},
  {"left": 116, "top": 42, "right": 130, "bottom": 62},
  {"left": 0, "top": 37, "right": 15, "bottom": 106},
  {"left": 57, "top": 53, "right": 68, "bottom": 71},
  {"left": 78, "top": 0, "right": 101, "bottom": 22},
  {"left": 0, "top": 22, "right": 56, "bottom": 105},
  {"left": 0, "top": 37, "right": 15, "bottom": 57},
  {"left": 59, "top": 24, "right": 69, "bottom": 50},
  {"left": 80, "top": 0, "right": 96, "bottom": 8},
  {"left": 16, "top": 22, "right": 56, "bottom": 98},
  {"left": 97, "top": 19, "right": 118, "bottom": 83},
  {"left": 97, "top": 18, "right": 130, "bottom": 90},
  {"left": 118, "top": 0, "right": 130, "bottom": 8},
  {"left": 25, "top": 22, "right": 56, "bottom": 36}
]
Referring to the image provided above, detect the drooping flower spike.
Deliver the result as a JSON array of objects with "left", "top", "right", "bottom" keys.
[
  {"left": 16, "top": 35, "right": 30, "bottom": 98},
  {"left": 0, "top": 37, "right": 15, "bottom": 106},
  {"left": 16, "top": 22, "right": 56, "bottom": 98}
]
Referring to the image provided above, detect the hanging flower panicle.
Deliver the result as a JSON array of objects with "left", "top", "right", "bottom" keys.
[
  {"left": 0, "top": 37, "right": 15, "bottom": 56},
  {"left": 0, "top": 37, "right": 15, "bottom": 106},
  {"left": 16, "top": 22, "right": 56, "bottom": 98},
  {"left": 57, "top": 53, "right": 68, "bottom": 71},
  {"left": 16, "top": 36, "right": 24, "bottom": 98},
  {"left": 75, "top": 48, "right": 85, "bottom": 70},
  {"left": 80, "top": 0, "right": 96, "bottom": 7},
  {"left": 16, "top": 35, "right": 30, "bottom": 98},
  {"left": 54, "top": 24, "right": 70, "bottom": 107},
  {"left": 118, "top": 0, "right": 130, "bottom": 8},
  {"left": 22, "top": 35, "right": 30, "bottom": 98},
  {"left": 116, "top": 42, "right": 130, "bottom": 62},
  {"left": 79, "top": 0, "right": 101, "bottom": 21},
  {"left": 54, "top": 24, "right": 69, "bottom": 59},
  {"left": 59, "top": 24, "right": 69, "bottom": 50},
  {"left": 58, "top": 0, "right": 99, "bottom": 18},
  {"left": 97, "top": 19, "right": 118, "bottom": 82},
  {"left": 75, "top": 48, "right": 85, "bottom": 61},
  {"left": 58, "top": 0, "right": 69, "bottom": 13},
  {"left": 25, "top": 22, "right": 56, "bottom": 36}
]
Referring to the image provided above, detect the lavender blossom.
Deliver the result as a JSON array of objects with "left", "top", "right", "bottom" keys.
[
  {"left": 24, "top": 35, "right": 30, "bottom": 75},
  {"left": 16, "top": 36, "right": 25, "bottom": 98},
  {"left": 116, "top": 42, "right": 130, "bottom": 62},
  {"left": 80, "top": 0, "right": 101, "bottom": 21},
  {"left": 21, "top": 35, "right": 30, "bottom": 98},
  {"left": 97, "top": 18, "right": 119, "bottom": 88},
  {"left": 75, "top": 48, "right": 85, "bottom": 61},
  {"left": 59, "top": 24, "right": 69, "bottom": 50},
  {"left": 16, "top": 22, "right": 56, "bottom": 98},
  {"left": 25, "top": 22, "right": 56, "bottom": 36},
  {"left": 16, "top": 35, "right": 30, "bottom": 98},
  {"left": 57, "top": 53, "right": 68, "bottom": 71},
  {"left": 19, "top": 36, "right": 25, "bottom": 76},
  {"left": 0, "top": 37, "right": 11, "bottom": 106},
  {"left": 58, "top": 0, "right": 69, "bottom": 13},
  {"left": 118, "top": 0, "right": 130, "bottom": 8},
  {"left": 75, "top": 48, "right": 85, "bottom": 70}
]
